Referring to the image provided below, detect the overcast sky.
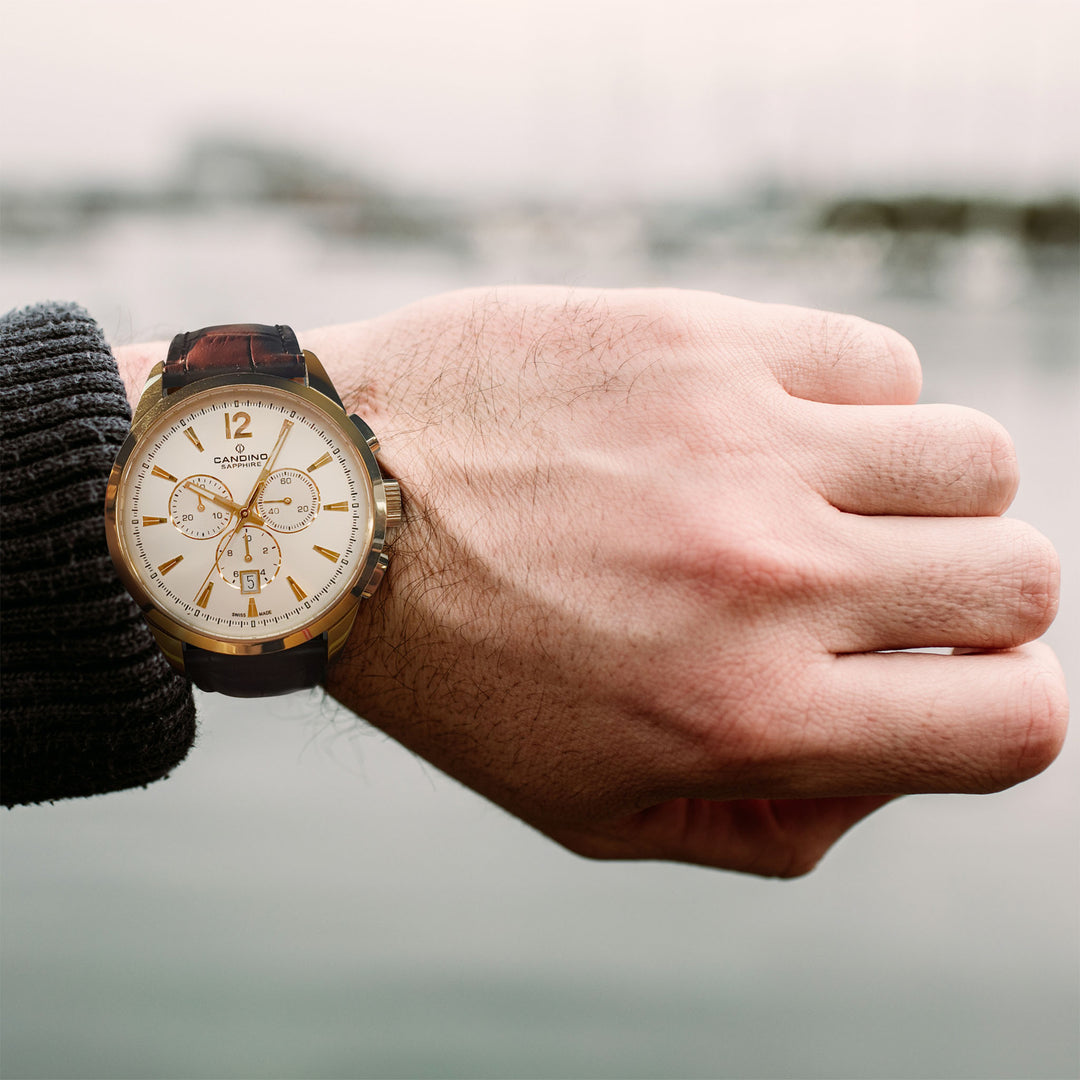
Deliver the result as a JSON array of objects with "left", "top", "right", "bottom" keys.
[{"left": 3, "top": 0, "right": 1077, "bottom": 198}]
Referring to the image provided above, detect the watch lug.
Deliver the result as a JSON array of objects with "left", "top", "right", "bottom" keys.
[
  {"left": 303, "top": 351, "right": 385, "bottom": 462},
  {"left": 134, "top": 363, "right": 165, "bottom": 423},
  {"left": 362, "top": 550, "right": 390, "bottom": 598},
  {"left": 327, "top": 546, "right": 388, "bottom": 663},
  {"left": 326, "top": 605, "right": 361, "bottom": 664},
  {"left": 349, "top": 413, "right": 380, "bottom": 451},
  {"left": 148, "top": 624, "right": 186, "bottom": 676},
  {"left": 302, "top": 349, "right": 345, "bottom": 407}
]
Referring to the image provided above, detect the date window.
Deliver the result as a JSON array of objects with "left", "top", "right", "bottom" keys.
[{"left": 240, "top": 570, "right": 261, "bottom": 595}]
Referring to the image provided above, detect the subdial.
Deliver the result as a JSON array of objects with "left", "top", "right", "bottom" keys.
[
  {"left": 216, "top": 526, "right": 282, "bottom": 592},
  {"left": 257, "top": 468, "right": 319, "bottom": 533},
  {"left": 170, "top": 475, "right": 234, "bottom": 539}
]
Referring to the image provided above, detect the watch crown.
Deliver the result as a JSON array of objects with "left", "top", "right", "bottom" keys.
[{"left": 383, "top": 480, "right": 402, "bottom": 529}]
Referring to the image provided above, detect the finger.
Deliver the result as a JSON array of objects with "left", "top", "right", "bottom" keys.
[
  {"left": 550, "top": 795, "right": 896, "bottom": 877},
  {"left": 800, "top": 644, "right": 1069, "bottom": 796},
  {"left": 798, "top": 402, "right": 1018, "bottom": 517},
  {"left": 758, "top": 305, "right": 923, "bottom": 405},
  {"left": 823, "top": 515, "right": 1059, "bottom": 653}
]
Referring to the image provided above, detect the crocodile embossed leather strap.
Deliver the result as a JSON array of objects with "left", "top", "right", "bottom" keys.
[
  {"left": 163, "top": 323, "right": 306, "bottom": 392},
  {"left": 164, "top": 323, "right": 327, "bottom": 696}
]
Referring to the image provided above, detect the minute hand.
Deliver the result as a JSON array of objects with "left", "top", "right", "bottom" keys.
[{"left": 241, "top": 419, "right": 294, "bottom": 510}]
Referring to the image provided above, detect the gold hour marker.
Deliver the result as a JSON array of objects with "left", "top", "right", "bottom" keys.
[
  {"left": 157, "top": 555, "right": 183, "bottom": 575},
  {"left": 152, "top": 465, "right": 178, "bottom": 482},
  {"left": 308, "top": 452, "right": 332, "bottom": 472},
  {"left": 287, "top": 576, "right": 307, "bottom": 601},
  {"left": 183, "top": 427, "right": 204, "bottom": 451},
  {"left": 247, "top": 598, "right": 259, "bottom": 617},
  {"left": 312, "top": 545, "right": 340, "bottom": 563},
  {"left": 196, "top": 582, "right": 214, "bottom": 608},
  {"left": 142, "top": 516, "right": 167, "bottom": 526},
  {"left": 323, "top": 501, "right": 348, "bottom": 512}
]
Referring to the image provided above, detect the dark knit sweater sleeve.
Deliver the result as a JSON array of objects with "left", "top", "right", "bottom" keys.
[{"left": 1, "top": 302, "right": 196, "bottom": 806}]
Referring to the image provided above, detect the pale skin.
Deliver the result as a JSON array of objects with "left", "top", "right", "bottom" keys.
[{"left": 114, "top": 287, "right": 1069, "bottom": 878}]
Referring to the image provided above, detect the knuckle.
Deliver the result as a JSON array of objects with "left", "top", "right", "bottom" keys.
[
  {"left": 770, "top": 850, "right": 823, "bottom": 880},
  {"left": 680, "top": 519, "right": 824, "bottom": 608},
  {"left": 948, "top": 407, "right": 1019, "bottom": 514},
  {"left": 1000, "top": 660, "right": 1069, "bottom": 785},
  {"left": 1009, "top": 525, "right": 1061, "bottom": 636},
  {"left": 821, "top": 313, "right": 923, "bottom": 401},
  {"left": 691, "top": 659, "right": 817, "bottom": 779},
  {"left": 980, "top": 417, "right": 1020, "bottom": 511},
  {"left": 552, "top": 830, "right": 620, "bottom": 862},
  {"left": 876, "top": 324, "right": 923, "bottom": 402}
]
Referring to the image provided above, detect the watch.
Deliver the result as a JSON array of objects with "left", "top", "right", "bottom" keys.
[{"left": 104, "top": 323, "right": 401, "bottom": 697}]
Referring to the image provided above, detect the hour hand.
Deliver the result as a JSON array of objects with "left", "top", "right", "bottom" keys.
[{"left": 184, "top": 481, "right": 264, "bottom": 526}]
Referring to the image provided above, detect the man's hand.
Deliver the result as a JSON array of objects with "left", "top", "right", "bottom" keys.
[
  {"left": 312, "top": 287, "right": 1068, "bottom": 876},
  {"left": 123, "top": 287, "right": 1068, "bottom": 876}
]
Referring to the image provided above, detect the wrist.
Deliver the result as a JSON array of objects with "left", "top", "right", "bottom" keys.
[{"left": 112, "top": 340, "right": 167, "bottom": 411}]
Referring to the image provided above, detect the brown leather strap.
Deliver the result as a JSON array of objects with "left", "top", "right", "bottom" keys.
[
  {"left": 181, "top": 636, "right": 329, "bottom": 698},
  {"left": 163, "top": 324, "right": 306, "bottom": 392}
]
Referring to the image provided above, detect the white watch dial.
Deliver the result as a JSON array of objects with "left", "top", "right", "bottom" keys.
[{"left": 114, "top": 384, "right": 374, "bottom": 643}]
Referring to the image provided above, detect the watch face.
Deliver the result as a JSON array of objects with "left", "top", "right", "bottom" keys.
[{"left": 108, "top": 381, "right": 378, "bottom": 646}]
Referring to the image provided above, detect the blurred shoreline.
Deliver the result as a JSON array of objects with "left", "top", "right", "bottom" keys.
[{"left": 5, "top": 134, "right": 1076, "bottom": 274}]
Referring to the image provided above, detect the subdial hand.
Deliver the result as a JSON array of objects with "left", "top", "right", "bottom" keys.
[
  {"left": 184, "top": 481, "right": 264, "bottom": 527},
  {"left": 243, "top": 533, "right": 253, "bottom": 563}
]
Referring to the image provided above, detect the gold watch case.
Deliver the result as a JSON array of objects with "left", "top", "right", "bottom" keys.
[{"left": 104, "top": 350, "right": 399, "bottom": 670}]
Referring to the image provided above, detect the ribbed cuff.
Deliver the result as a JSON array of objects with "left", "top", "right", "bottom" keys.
[{"left": 1, "top": 302, "right": 196, "bottom": 806}]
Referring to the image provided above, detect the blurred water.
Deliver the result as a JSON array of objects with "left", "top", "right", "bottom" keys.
[{"left": 1, "top": 214, "right": 1077, "bottom": 1080}]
